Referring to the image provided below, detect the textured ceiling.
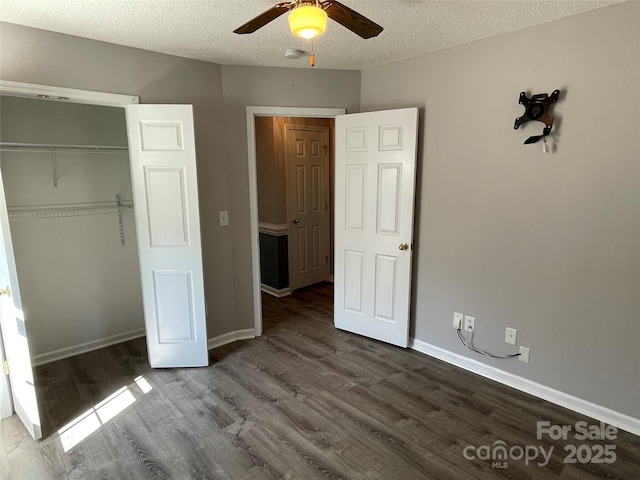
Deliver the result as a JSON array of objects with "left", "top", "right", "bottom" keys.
[{"left": 0, "top": 1, "right": 625, "bottom": 70}]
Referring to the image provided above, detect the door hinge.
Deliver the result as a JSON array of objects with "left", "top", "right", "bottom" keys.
[{"left": 2, "top": 360, "right": 8, "bottom": 375}]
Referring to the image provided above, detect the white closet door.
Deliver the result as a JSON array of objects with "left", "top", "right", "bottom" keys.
[
  {"left": 125, "top": 105, "right": 208, "bottom": 368},
  {"left": 0, "top": 167, "right": 42, "bottom": 439}
]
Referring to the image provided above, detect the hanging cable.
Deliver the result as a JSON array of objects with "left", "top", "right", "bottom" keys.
[{"left": 456, "top": 328, "right": 521, "bottom": 359}]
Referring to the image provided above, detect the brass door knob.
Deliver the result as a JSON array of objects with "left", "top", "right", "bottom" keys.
[
  {"left": 0, "top": 286, "right": 11, "bottom": 298},
  {"left": 399, "top": 243, "right": 409, "bottom": 251},
  {"left": 292, "top": 218, "right": 300, "bottom": 224}
]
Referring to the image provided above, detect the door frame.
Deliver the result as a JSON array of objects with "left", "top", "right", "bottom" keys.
[
  {"left": 0, "top": 80, "right": 139, "bottom": 107},
  {"left": 246, "top": 106, "right": 345, "bottom": 336}
]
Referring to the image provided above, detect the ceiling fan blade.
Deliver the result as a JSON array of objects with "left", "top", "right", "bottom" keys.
[
  {"left": 233, "top": 2, "right": 295, "bottom": 34},
  {"left": 321, "top": 1, "right": 383, "bottom": 39}
]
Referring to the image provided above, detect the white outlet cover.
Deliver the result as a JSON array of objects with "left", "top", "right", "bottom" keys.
[
  {"left": 464, "top": 315, "right": 475, "bottom": 332},
  {"left": 519, "top": 346, "right": 530, "bottom": 363},
  {"left": 505, "top": 327, "right": 517, "bottom": 345}
]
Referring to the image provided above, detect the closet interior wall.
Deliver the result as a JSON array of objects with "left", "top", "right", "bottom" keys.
[{"left": 0, "top": 96, "right": 144, "bottom": 363}]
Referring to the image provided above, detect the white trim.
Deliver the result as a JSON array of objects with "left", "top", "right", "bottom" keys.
[
  {"left": 207, "top": 329, "right": 256, "bottom": 351},
  {"left": 31, "top": 327, "right": 256, "bottom": 367},
  {"left": 261, "top": 283, "right": 291, "bottom": 298},
  {"left": 410, "top": 338, "right": 640, "bottom": 437},
  {"left": 247, "top": 106, "right": 346, "bottom": 338},
  {"left": 0, "top": 80, "right": 139, "bottom": 107},
  {"left": 31, "top": 328, "right": 146, "bottom": 366},
  {"left": 258, "top": 222, "right": 288, "bottom": 236}
]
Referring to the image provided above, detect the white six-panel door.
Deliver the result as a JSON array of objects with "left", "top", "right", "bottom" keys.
[
  {"left": 334, "top": 108, "right": 419, "bottom": 348},
  {"left": 126, "top": 105, "right": 208, "bottom": 367}
]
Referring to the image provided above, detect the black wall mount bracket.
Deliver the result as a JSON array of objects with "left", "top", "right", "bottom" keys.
[{"left": 514, "top": 89, "right": 560, "bottom": 144}]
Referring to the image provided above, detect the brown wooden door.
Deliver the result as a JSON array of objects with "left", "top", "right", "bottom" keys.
[{"left": 286, "top": 125, "right": 329, "bottom": 290}]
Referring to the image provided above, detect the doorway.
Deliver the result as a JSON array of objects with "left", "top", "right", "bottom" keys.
[
  {"left": 255, "top": 117, "right": 333, "bottom": 296},
  {"left": 247, "top": 106, "right": 345, "bottom": 336}
]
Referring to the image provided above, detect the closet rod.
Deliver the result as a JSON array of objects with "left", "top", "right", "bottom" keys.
[{"left": 0, "top": 142, "right": 129, "bottom": 154}]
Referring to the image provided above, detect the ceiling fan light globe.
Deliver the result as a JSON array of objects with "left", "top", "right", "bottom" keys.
[{"left": 288, "top": 4, "right": 327, "bottom": 39}]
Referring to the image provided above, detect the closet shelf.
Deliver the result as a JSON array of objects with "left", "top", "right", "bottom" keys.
[
  {"left": 0, "top": 142, "right": 128, "bottom": 154},
  {"left": 8, "top": 201, "right": 134, "bottom": 220}
]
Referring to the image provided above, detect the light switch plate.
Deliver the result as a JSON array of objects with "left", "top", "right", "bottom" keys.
[{"left": 219, "top": 211, "right": 229, "bottom": 226}]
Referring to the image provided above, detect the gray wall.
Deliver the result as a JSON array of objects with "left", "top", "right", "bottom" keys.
[
  {"left": 255, "top": 117, "right": 284, "bottom": 226},
  {"left": 361, "top": 2, "right": 640, "bottom": 418},
  {"left": 0, "top": 22, "right": 236, "bottom": 339},
  {"left": 0, "top": 96, "right": 128, "bottom": 146}
]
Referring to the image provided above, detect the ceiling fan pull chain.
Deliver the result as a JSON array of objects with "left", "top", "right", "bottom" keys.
[{"left": 310, "top": 39, "right": 315, "bottom": 67}]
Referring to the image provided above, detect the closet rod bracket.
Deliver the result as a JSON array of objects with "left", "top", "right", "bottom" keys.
[
  {"left": 116, "top": 195, "right": 125, "bottom": 246},
  {"left": 53, "top": 151, "right": 59, "bottom": 187}
]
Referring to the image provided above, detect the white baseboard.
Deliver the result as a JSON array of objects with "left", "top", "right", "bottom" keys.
[
  {"left": 260, "top": 283, "right": 291, "bottom": 298},
  {"left": 409, "top": 338, "right": 640, "bottom": 437},
  {"left": 32, "top": 327, "right": 256, "bottom": 366},
  {"left": 32, "top": 328, "right": 146, "bottom": 366},
  {"left": 208, "top": 329, "right": 256, "bottom": 351}
]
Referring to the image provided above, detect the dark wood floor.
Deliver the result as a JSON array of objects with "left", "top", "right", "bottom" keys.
[{"left": 2, "top": 282, "right": 639, "bottom": 479}]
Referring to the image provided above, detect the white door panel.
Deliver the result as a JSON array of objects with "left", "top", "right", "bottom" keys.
[
  {"left": 0, "top": 167, "right": 42, "bottom": 438},
  {"left": 126, "top": 105, "right": 208, "bottom": 368},
  {"left": 335, "top": 108, "right": 418, "bottom": 348}
]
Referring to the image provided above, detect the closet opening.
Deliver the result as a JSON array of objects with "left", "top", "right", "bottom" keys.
[
  {"left": 0, "top": 95, "right": 145, "bottom": 367},
  {"left": 1, "top": 85, "right": 208, "bottom": 441}
]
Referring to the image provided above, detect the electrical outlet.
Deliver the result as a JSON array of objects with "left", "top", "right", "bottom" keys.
[
  {"left": 464, "top": 315, "right": 475, "bottom": 332},
  {"left": 519, "top": 346, "right": 530, "bottom": 363},
  {"left": 505, "top": 327, "right": 517, "bottom": 345},
  {"left": 453, "top": 312, "right": 463, "bottom": 329}
]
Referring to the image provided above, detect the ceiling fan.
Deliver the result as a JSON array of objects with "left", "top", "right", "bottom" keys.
[{"left": 233, "top": 0, "right": 383, "bottom": 40}]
